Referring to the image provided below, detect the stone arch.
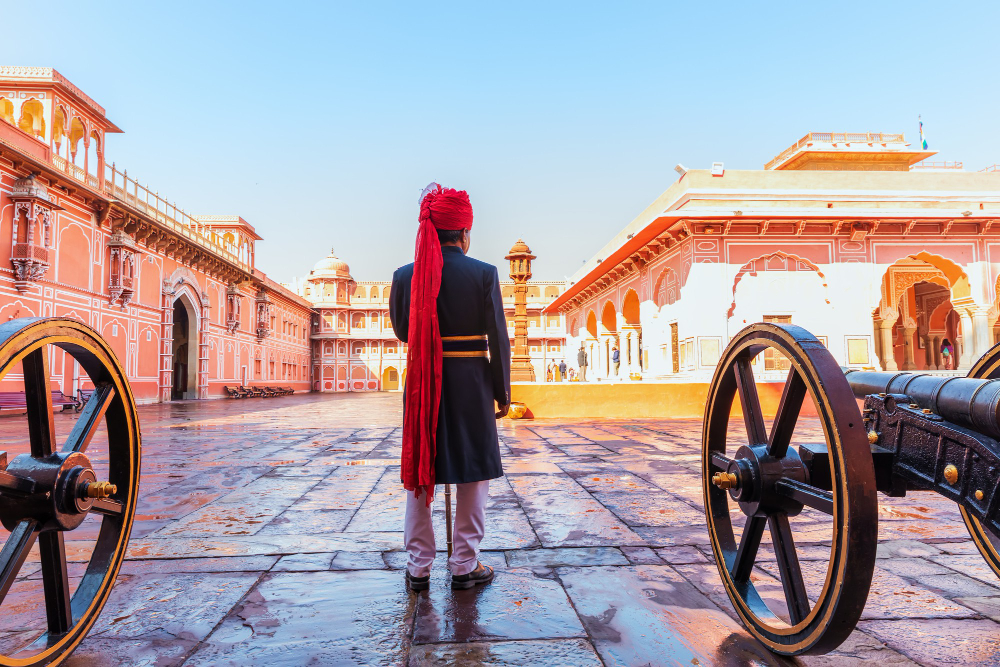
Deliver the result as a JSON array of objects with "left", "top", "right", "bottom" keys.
[
  {"left": 653, "top": 268, "right": 679, "bottom": 308},
  {"left": 370, "top": 286, "right": 379, "bottom": 300},
  {"left": 545, "top": 285, "right": 560, "bottom": 299},
  {"left": 171, "top": 291, "right": 200, "bottom": 399},
  {"left": 18, "top": 98, "right": 45, "bottom": 139},
  {"left": 52, "top": 105, "right": 67, "bottom": 153},
  {"left": 68, "top": 116, "right": 86, "bottom": 162},
  {"left": 586, "top": 310, "right": 598, "bottom": 339},
  {"left": 382, "top": 366, "right": 399, "bottom": 391},
  {"left": 874, "top": 253, "right": 970, "bottom": 371},
  {"left": 600, "top": 301, "right": 617, "bottom": 334},
  {"left": 622, "top": 289, "right": 640, "bottom": 326},
  {"left": 0, "top": 97, "right": 13, "bottom": 124},
  {"left": 727, "top": 252, "right": 827, "bottom": 319}
]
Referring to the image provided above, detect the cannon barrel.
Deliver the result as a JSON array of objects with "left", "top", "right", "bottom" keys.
[{"left": 845, "top": 370, "right": 1000, "bottom": 440}]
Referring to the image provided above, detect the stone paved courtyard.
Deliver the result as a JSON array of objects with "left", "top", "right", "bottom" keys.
[{"left": 5, "top": 392, "right": 1000, "bottom": 665}]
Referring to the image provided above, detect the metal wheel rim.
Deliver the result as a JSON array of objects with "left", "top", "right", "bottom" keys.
[
  {"left": 962, "top": 343, "right": 1000, "bottom": 578},
  {"left": 0, "top": 318, "right": 140, "bottom": 667},
  {"left": 702, "top": 323, "right": 877, "bottom": 655}
]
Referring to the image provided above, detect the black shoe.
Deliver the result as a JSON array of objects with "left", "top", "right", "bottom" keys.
[
  {"left": 405, "top": 571, "right": 430, "bottom": 591},
  {"left": 451, "top": 562, "right": 494, "bottom": 590}
]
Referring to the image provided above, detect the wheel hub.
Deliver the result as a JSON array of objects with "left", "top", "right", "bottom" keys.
[
  {"left": 715, "top": 444, "right": 808, "bottom": 517},
  {"left": 0, "top": 451, "right": 115, "bottom": 531}
]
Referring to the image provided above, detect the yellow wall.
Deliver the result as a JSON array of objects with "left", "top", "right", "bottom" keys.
[{"left": 509, "top": 382, "right": 816, "bottom": 420}]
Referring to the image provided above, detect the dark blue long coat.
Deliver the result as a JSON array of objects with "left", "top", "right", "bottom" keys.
[{"left": 390, "top": 246, "right": 511, "bottom": 484}]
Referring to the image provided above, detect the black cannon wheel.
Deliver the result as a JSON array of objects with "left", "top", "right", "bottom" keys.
[
  {"left": 0, "top": 318, "right": 140, "bottom": 667},
  {"left": 703, "top": 323, "right": 877, "bottom": 655},
  {"left": 962, "top": 345, "right": 1000, "bottom": 579}
]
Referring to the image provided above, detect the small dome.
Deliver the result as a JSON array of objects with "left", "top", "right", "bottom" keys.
[{"left": 310, "top": 249, "right": 352, "bottom": 278}]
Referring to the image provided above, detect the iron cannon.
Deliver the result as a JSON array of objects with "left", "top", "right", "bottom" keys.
[
  {"left": 0, "top": 318, "right": 140, "bottom": 666},
  {"left": 702, "top": 322, "right": 1000, "bottom": 656}
]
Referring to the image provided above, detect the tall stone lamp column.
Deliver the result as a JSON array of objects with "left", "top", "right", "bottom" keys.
[{"left": 506, "top": 239, "right": 536, "bottom": 382}]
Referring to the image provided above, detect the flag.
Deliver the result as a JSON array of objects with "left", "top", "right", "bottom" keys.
[{"left": 919, "top": 116, "right": 928, "bottom": 150}]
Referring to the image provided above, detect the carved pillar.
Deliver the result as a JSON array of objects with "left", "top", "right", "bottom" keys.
[
  {"left": 958, "top": 309, "right": 974, "bottom": 370},
  {"left": 972, "top": 306, "right": 992, "bottom": 364},
  {"left": 933, "top": 336, "right": 942, "bottom": 370},
  {"left": 901, "top": 319, "right": 918, "bottom": 371},
  {"left": 199, "top": 293, "right": 210, "bottom": 399},
  {"left": 878, "top": 320, "right": 898, "bottom": 371},
  {"left": 922, "top": 331, "right": 935, "bottom": 370},
  {"left": 160, "top": 281, "right": 176, "bottom": 403},
  {"left": 506, "top": 240, "right": 536, "bottom": 382}
]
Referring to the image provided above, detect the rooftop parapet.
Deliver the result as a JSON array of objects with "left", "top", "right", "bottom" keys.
[{"left": 765, "top": 132, "right": 934, "bottom": 171}]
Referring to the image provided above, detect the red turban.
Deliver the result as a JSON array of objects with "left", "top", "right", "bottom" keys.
[{"left": 402, "top": 184, "right": 473, "bottom": 503}]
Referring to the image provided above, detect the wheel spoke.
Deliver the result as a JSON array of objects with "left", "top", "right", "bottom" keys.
[
  {"left": 769, "top": 512, "right": 811, "bottom": 625},
  {"left": 22, "top": 347, "right": 56, "bottom": 457},
  {"left": 775, "top": 478, "right": 834, "bottom": 515},
  {"left": 768, "top": 369, "right": 807, "bottom": 458},
  {"left": 63, "top": 382, "right": 115, "bottom": 453},
  {"left": 0, "top": 519, "right": 38, "bottom": 605},
  {"left": 91, "top": 499, "right": 124, "bottom": 516},
  {"left": 710, "top": 452, "right": 733, "bottom": 471},
  {"left": 39, "top": 531, "right": 73, "bottom": 634},
  {"left": 732, "top": 514, "right": 767, "bottom": 582},
  {"left": 734, "top": 358, "right": 767, "bottom": 445}
]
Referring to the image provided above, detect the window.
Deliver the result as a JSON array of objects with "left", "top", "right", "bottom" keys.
[
  {"left": 763, "top": 315, "right": 792, "bottom": 371},
  {"left": 699, "top": 338, "right": 721, "bottom": 367},
  {"left": 847, "top": 338, "right": 870, "bottom": 365}
]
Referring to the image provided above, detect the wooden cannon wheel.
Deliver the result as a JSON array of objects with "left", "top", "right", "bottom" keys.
[
  {"left": 702, "top": 323, "right": 877, "bottom": 655},
  {"left": 0, "top": 318, "right": 140, "bottom": 667},
  {"left": 962, "top": 345, "right": 1000, "bottom": 580}
]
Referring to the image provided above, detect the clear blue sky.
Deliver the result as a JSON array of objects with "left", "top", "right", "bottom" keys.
[{"left": 2, "top": 1, "right": 997, "bottom": 283}]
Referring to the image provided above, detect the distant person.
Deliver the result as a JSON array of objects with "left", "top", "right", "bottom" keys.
[
  {"left": 568, "top": 367, "right": 577, "bottom": 381},
  {"left": 389, "top": 183, "right": 510, "bottom": 593},
  {"left": 942, "top": 345, "right": 952, "bottom": 370},
  {"left": 612, "top": 345, "right": 620, "bottom": 377},
  {"left": 559, "top": 359, "right": 567, "bottom": 381},
  {"left": 546, "top": 363, "right": 553, "bottom": 382},
  {"left": 578, "top": 343, "right": 588, "bottom": 381}
]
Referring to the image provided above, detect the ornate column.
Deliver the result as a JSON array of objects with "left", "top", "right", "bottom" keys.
[
  {"left": 972, "top": 306, "right": 992, "bottom": 362},
  {"left": 160, "top": 281, "right": 176, "bottom": 403},
  {"left": 901, "top": 318, "right": 918, "bottom": 371},
  {"left": 506, "top": 240, "right": 536, "bottom": 382},
  {"left": 933, "top": 336, "right": 942, "bottom": 370},
  {"left": 922, "top": 330, "right": 935, "bottom": 370},
  {"left": 877, "top": 319, "right": 898, "bottom": 371},
  {"left": 957, "top": 308, "right": 974, "bottom": 370},
  {"left": 199, "top": 292, "right": 210, "bottom": 399}
]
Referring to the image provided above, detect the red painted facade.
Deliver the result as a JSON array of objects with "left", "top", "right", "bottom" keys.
[{"left": 0, "top": 67, "right": 312, "bottom": 403}]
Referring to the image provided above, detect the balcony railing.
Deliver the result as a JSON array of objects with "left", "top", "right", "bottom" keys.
[
  {"left": 911, "top": 161, "right": 964, "bottom": 170},
  {"left": 12, "top": 243, "right": 49, "bottom": 263},
  {"left": 765, "top": 132, "right": 908, "bottom": 170},
  {"left": 103, "top": 164, "right": 251, "bottom": 272},
  {"left": 0, "top": 119, "right": 252, "bottom": 274},
  {"left": 982, "top": 165, "right": 1000, "bottom": 173}
]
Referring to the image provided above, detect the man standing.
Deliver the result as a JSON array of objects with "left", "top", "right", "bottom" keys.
[
  {"left": 578, "top": 343, "right": 588, "bottom": 382},
  {"left": 390, "top": 183, "right": 511, "bottom": 593},
  {"left": 558, "top": 359, "right": 567, "bottom": 381},
  {"left": 612, "top": 345, "right": 620, "bottom": 378}
]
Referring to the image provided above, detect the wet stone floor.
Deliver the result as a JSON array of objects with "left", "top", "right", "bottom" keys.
[{"left": 3, "top": 392, "right": 1000, "bottom": 665}]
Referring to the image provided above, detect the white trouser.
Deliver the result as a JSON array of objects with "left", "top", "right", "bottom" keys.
[{"left": 404, "top": 480, "right": 489, "bottom": 577}]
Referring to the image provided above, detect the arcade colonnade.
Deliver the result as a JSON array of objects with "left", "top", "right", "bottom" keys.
[
  {"left": 548, "top": 134, "right": 1000, "bottom": 380},
  {"left": 0, "top": 67, "right": 313, "bottom": 402}
]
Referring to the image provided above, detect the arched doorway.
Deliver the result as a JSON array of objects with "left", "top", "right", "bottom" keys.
[
  {"left": 171, "top": 296, "right": 199, "bottom": 399},
  {"left": 382, "top": 366, "right": 399, "bottom": 391},
  {"left": 874, "top": 254, "right": 966, "bottom": 371},
  {"left": 622, "top": 289, "right": 641, "bottom": 377},
  {"left": 600, "top": 301, "right": 618, "bottom": 378}
]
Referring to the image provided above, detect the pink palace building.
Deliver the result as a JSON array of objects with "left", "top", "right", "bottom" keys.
[
  {"left": 0, "top": 67, "right": 313, "bottom": 402},
  {"left": 298, "top": 250, "right": 567, "bottom": 392}
]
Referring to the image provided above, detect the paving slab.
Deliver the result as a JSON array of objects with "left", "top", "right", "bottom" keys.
[{"left": 0, "top": 393, "right": 992, "bottom": 665}]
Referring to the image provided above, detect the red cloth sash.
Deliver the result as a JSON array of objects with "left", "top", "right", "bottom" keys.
[{"left": 402, "top": 184, "right": 473, "bottom": 504}]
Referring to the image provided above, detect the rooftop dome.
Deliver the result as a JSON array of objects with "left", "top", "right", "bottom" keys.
[{"left": 310, "top": 249, "right": 352, "bottom": 279}]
